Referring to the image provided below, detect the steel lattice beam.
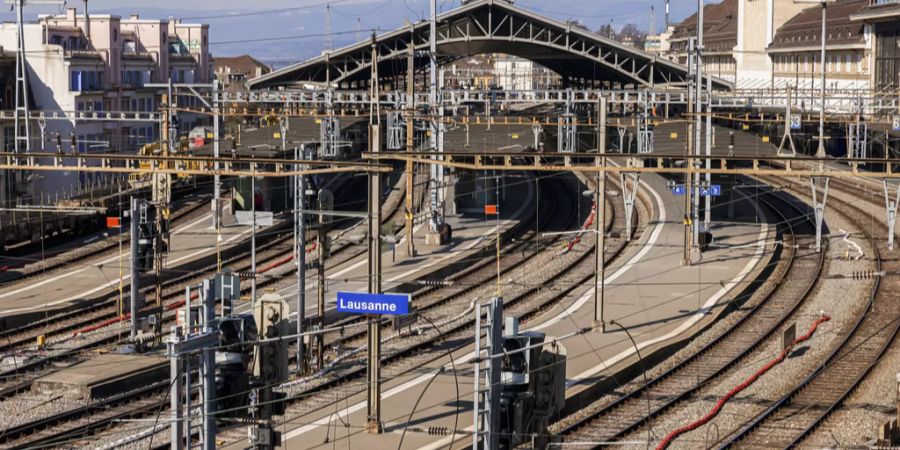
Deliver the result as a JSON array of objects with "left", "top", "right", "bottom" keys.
[{"left": 248, "top": 0, "right": 731, "bottom": 90}]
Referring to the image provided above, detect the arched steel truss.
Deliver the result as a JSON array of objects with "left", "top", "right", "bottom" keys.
[{"left": 249, "top": 0, "right": 732, "bottom": 90}]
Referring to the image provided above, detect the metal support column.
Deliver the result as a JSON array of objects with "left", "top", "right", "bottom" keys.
[
  {"left": 130, "top": 197, "right": 141, "bottom": 338},
  {"left": 704, "top": 75, "right": 712, "bottom": 232},
  {"left": 693, "top": 2, "right": 704, "bottom": 248},
  {"left": 251, "top": 172, "right": 257, "bottom": 306},
  {"left": 684, "top": 38, "right": 695, "bottom": 266},
  {"left": 777, "top": 86, "right": 797, "bottom": 157},
  {"left": 168, "top": 327, "right": 184, "bottom": 450},
  {"left": 296, "top": 145, "right": 307, "bottom": 374},
  {"left": 810, "top": 177, "right": 830, "bottom": 253},
  {"left": 366, "top": 33, "right": 384, "bottom": 434},
  {"left": 473, "top": 297, "right": 502, "bottom": 450},
  {"left": 594, "top": 97, "right": 607, "bottom": 332},
  {"left": 427, "top": 0, "right": 444, "bottom": 235},
  {"left": 201, "top": 279, "right": 217, "bottom": 450},
  {"left": 212, "top": 79, "right": 221, "bottom": 228},
  {"left": 405, "top": 31, "right": 416, "bottom": 257},
  {"left": 884, "top": 180, "right": 900, "bottom": 251},
  {"left": 815, "top": 1, "right": 828, "bottom": 159},
  {"left": 13, "top": 0, "right": 31, "bottom": 153},
  {"left": 621, "top": 172, "right": 640, "bottom": 242},
  {"left": 316, "top": 225, "right": 326, "bottom": 371}
]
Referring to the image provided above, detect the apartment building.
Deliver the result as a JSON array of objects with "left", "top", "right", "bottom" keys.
[
  {"left": 666, "top": 0, "right": 877, "bottom": 90},
  {"left": 0, "top": 7, "right": 210, "bottom": 196},
  {"left": 493, "top": 55, "right": 559, "bottom": 91},
  {"left": 668, "top": 0, "right": 739, "bottom": 83},
  {"left": 214, "top": 55, "right": 272, "bottom": 90},
  {"left": 769, "top": 0, "right": 870, "bottom": 90}
]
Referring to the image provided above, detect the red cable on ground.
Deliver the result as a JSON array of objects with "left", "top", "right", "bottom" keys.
[{"left": 655, "top": 315, "right": 831, "bottom": 450}]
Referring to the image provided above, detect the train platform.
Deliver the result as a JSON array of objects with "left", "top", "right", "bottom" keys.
[
  {"left": 647, "top": 120, "right": 782, "bottom": 158},
  {"left": 222, "top": 170, "right": 777, "bottom": 450},
  {"left": 0, "top": 210, "right": 253, "bottom": 328},
  {"left": 31, "top": 353, "right": 166, "bottom": 400},
  {"left": 231, "top": 175, "right": 538, "bottom": 321}
]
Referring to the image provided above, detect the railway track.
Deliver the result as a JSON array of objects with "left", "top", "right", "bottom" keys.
[
  {"left": 0, "top": 175, "right": 369, "bottom": 379},
  {"left": 554, "top": 184, "right": 825, "bottom": 448},
  {"left": 204, "top": 172, "right": 643, "bottom": 446},
  {"left": 76, "top": 170, "right": 631, "bottom": 449},
  {"left": 2, "top": 170, "right": 634, "bottom": 449},
  {"left": 713, "top": 176, "right": 900, "bottom": 449},
  {"left": 0, "top": 170, "right": 436, "bottom": 446},
  {"left": 0, "top": 183, "right": 211, "bottom": 285}
]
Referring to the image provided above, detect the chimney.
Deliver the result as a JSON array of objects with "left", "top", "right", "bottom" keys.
[
  {"left": 83, "top": 0, "right": 90, "bottom": 39},
  {"left": 130, "top": 14, "right": 140, "bottom": 20},
  {"left": 66, "top": 7, "right": 77, "bottom": 22}
]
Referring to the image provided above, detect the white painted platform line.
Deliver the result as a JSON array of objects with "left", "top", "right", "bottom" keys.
[
  {"left": 281, "top": 181, "right": 536, "bottom": 319},
  {"left": 564, "top": 221, "right": 769, "bottom": 387},
  {"left": 279, "top": 177, "right": 660, "bottom": 442},
  {"left": 530, "top": 172, "right": 667, "bottom": 332},
  {"left": 0, "top": 212, "right": 213, "bottom": 302},
  {"left": 0, "top": 224, "right": 253, "bottom": 314}
]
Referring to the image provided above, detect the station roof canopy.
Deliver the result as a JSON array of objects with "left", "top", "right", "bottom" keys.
[{"left": 248, "top": 0, "right": 732, "bottom": 90}]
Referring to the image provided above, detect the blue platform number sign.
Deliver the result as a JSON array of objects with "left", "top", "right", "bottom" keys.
[
  {"left": 673, "top": 184, "right": 720, "bottom": 196},
  {"left": 893, "top": 115, "right": 900, "bottom": 132},
  {"left": 701, "top": 185, "right": 722, "bottom": 196},
  {"left": 336, "top": 292, "right": 410, "bottom": 315},
  {"left": 790, "top": 115, "right": 801, "bottom": 131}
]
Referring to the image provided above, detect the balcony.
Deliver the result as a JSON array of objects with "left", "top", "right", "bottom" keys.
[
  {"left": 122, "top": 51, "right": 154, "bottom": 62},
  {"left": 63, "top": 49, "right": 102, "bottom": 60}
]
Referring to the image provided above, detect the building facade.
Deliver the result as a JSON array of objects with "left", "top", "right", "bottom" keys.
[
  {"left": 493, "top": 55, "right": 559, "bottom": 90},
  {"left": 769, "top": 0, "right": 870, "bottom": 90},
  {"left": 668, "top": 0, "right": 739, "bottom": 83},
  {"left": 0, "top": 7, "right": 211, "bottom": 197},
  {"left": 213, "top": 55, "right": 272, "bottom": 90},
  {"left": 851, "top": 0, "right": 900, "bottom": 90},
  {"left": 665, "top": 0, "right": 878, "bottom": 90}
]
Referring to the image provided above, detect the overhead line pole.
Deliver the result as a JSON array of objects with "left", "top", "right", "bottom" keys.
[
  {"left": 365, "top": 32, "right": 384, "bottom": 434},
  {"left": 693, "top": 0, "right": 703, "bottom": 248},
  {"left": 684, "top": 38, "right": 695, "bottom": 266},
  {"left": 295, "top": 144, "right": 307, "bottom": 374},
  {"left": 405, "top": 25, "right": 416, "bottom": 258},
  {"left": 594, "top": 97, "right": 607, "bottom": 333},
  {"left": 427, "top": 0, "right": 445, "bottom": 243}
]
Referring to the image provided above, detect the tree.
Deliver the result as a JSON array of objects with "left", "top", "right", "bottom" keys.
[
  {"left": 565, "top": 18, "right": 589, "bottom": 31},
  {"left": 617, "top": 23, "right": 647, "bottom": 48},
  {"left": 595, "top": 24, "right": 614, "bottom": 39}
]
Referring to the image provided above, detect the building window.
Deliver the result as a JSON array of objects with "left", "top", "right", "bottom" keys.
[{"left": 70, "top": 70, "right": 100, "bottom": 91}]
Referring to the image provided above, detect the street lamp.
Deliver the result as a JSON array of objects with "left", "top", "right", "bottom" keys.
[{"left": 796, "top": 0, "right": 836, "bottom": 158}]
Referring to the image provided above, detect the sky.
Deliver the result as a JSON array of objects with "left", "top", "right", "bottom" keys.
[{"left": 0, "top": 0, "right": 702, "bottom": 67}]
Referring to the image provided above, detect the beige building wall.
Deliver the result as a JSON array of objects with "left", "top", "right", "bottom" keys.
[{"left": 736, "top": 0, "right": 808, "bottom": 87}]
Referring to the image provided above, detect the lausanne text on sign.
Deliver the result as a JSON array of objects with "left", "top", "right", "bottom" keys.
[{"left": 336, "top": 292, "right": 410, "bottom": 315}]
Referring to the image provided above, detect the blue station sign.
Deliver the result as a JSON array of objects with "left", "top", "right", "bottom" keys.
[
  {"left": 336, "top": 292, "right": 411, "bottom": 315},
  {"left": 671, "top": 184, "right": 721, "bottom": 197}
]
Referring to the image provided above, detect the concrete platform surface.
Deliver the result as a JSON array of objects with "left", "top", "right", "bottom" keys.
[
  {"left": 32, "top": 353, "right": 167, "bottom": 399},
  {"left": 220, "top": 169, "right": 775, "bottom": 450}
]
